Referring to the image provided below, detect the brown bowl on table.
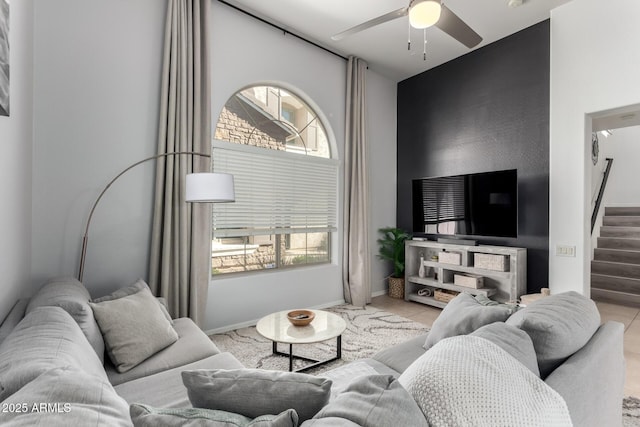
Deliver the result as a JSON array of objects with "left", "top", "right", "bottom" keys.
[{"left": 287, "top": 309, "right": 315, "bottom": 326}]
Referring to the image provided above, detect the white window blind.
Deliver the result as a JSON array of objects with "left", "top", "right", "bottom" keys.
[{"left": 211, "top": 140, "right": 338, "bottom": 238}]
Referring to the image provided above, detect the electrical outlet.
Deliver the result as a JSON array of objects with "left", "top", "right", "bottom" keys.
[{"left": 555, "top": 245, "right": 576, "bottom": 257}]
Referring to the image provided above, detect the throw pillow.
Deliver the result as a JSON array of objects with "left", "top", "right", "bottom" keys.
[
  {"left": 0, "top": 366, "right": 131, "bottom": 427},
  {"left": 130, "top": 404, "right": 298, "bottom": 427},
  {"left": 93, "top": 279, "right": 173, "bottom": 324},
  {"left": 89, "top": 285, "right": 179, "bottom": 373},
  {"left": 399, "top": 335, "right": 572, "bottom": 426},
  {"left": 470, "top": 322, "right": 540, "bottom": 376},
  {"left": 26, "top": 277, "right": 105, "bottom": 362},
  {"left": 301, "top": 375, "right": 428, "bottom": 427},
  {"left": 182, "top": 369, "right": 332, "bottom": 422},
  {"left": 423, "top": 292, "right": 514, "bottom": 350},
  {"left": 0, "top": 307, "right": 107, "bottom": 401},
  {"left": 506, "top": 290, "right": 601, "bottom": 378}
]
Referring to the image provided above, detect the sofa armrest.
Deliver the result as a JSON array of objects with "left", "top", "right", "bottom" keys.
[
  {"left": 544, "top": 321, "right": 625, "bottom": 427},
  {"left": 0, "top": 299, "right": 29, "bottom": 346},
  {"left": 106, "top": 317, "right": 220, "bottom": 385}
]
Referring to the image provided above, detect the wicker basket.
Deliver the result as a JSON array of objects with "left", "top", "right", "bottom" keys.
[
  {"left": 434, "top": 289, "right": 459, "bottom": 303},
  {"left": 388, "top": 277, "right": 405, "bottom": 299}
]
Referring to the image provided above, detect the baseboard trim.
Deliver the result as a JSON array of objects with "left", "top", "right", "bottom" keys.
[{"left": 371, "top": 289, "right": 387, "bottom": 298}]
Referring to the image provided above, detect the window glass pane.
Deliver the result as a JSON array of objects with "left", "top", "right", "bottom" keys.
[
  {"left": 280, "top": 232, "right": 330, "bottom": 266},
  {"left": 214, "top": 86, "right": 330, "bottom": 158},
  {"left": 211, "top": 235, "right": 276, "bottom": 276}
]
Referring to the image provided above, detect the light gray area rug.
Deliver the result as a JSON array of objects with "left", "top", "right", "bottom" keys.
[
  {"left": 210, "top": 304, "right": 429, "bottom": 374},
  {"left": 210, "top": 304, "right": 639, "bottom": 424}
]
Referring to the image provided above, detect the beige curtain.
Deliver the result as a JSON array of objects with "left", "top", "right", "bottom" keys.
[
  {"left": 342, "top": 56, "right": 371, "bottom": 307},
  {"left": 149, "top": 0, "right": 211, "bottom": 327}
]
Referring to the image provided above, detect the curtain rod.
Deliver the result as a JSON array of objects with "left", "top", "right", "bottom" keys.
[{"left": 216, "top": 0, "right": 349, "bottom": 62}]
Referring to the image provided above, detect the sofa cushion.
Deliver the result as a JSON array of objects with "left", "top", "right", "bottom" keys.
[
  {"left": 90, "top": 285, "right": 179, "bottom": 373},
  {"left": 301, "top": 375, "right": 428, "bottom": 427},
  {"left": 423, "top": 293, "right": 514, "bottom": 350},
  {"left": 93, "top": 279, "right": 173, "bottom": 324},
  {"left": 0, "top": 306, "right": 107, "bottom": 401},
  {"left": 130, "top": 404, "right": 298, "bottom": 427},
  {"left": 115, "top": 352, "right": 244, "bottom": 409},
  {"left": 106, "top": 317, "right": 220, "bottom": 386},
  {"left": 0, "top": 367, "right": 132, "bottom": 427},
  {"left": 182, "top": 369, "right": 332, "bottom": 423},
  {"left": 26, "top": 277, "right": 105, "bottom": 362},
  {"left": 372, "top": 333, "right": 428, "bottom": 374},
  {"left": 505, "top": 291, "right": 601, "bottom": 378},
  {"left": 399, "top": 335, "right": 572, "bottom": 426},
  {"left": 470, "top": 322, "right": 540, "bottom": 376}
]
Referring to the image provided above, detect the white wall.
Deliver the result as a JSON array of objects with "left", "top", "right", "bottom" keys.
[
  {"left": 367, "top": 71, "right": 397, "bottom": 296},
  {"left": 550, "top": 0, "right": 640, "bottom": 295},
  {"left": 601, "top": 126, "right": 640, "bottom": 206},
  {"left": 0, "top": 0, "right": 33, "bottom": 320},
  {"left": 31, "top": 0, "right": 167, "bottom": 297}
]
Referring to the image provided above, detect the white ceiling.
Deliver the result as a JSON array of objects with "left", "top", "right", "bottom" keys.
[{"left": 221, "top": 0, "right": 573, "bottom": 82}]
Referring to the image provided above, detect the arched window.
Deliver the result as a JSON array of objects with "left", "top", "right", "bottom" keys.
[{"left": 211, "top": 85, "right": 337, "bottom": 276}]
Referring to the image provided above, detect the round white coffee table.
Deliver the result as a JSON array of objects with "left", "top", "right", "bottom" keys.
[{"left": 256, "top": 309, "right": 347, "bottom": 372}]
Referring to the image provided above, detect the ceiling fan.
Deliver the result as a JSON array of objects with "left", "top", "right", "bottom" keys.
[{"left": 331, "top": 0, "right": 482, "bottom": 49}]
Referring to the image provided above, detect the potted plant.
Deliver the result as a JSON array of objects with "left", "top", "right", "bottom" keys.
[{"left": 377, "top": 227, "right": 410, "bottom": 299}]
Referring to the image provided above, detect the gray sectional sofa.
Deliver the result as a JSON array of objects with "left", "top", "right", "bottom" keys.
[{"left": 0, "top": 277, "right": 626, "bottom": 426}]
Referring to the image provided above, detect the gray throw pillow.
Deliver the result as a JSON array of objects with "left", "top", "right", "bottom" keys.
[
  {"left": 302, "top": 375, "right": 428, "bottom": 427},
  {"left": 130, "top": 404, "right": 298, "bottom": 427},
  {"left": 89, "top": 286, "right": 179, "bottom": 373},
  {"left": 470, "top": 322, "right": 540, "bottom": 376},
  {"left": 506, "top": 291, "right": 601, "bottom": 378},
  {"left": 423, "top": 293, "right": 514, "bottom": 350},
  {"left": 0, "top": 367, "right": 131, "bottom": 427},
  {"left": 182, "top": 369, "right": 332, "bottom": 422},
  {"left": 0, "top": 307, "right": 107, "bottom": 401},
  {"left": 93, "top": 279, "right": 173, "bottom": 324},
  {"left": 26, "top": 277, "right": 105, "bottom": 363}
]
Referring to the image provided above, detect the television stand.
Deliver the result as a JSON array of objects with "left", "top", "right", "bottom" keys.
[{"left": 404, "top": 240, "right": 526, "bottom": 308}]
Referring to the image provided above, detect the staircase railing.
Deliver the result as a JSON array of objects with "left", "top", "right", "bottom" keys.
[{"left": 591, "top": 158, "right": 614, "bottom": 234}]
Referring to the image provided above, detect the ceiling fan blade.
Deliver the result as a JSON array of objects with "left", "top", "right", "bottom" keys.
[
  {"left": 435, "top": 4, "right": 482, "bottom": 48},
  {"left": 331, "top": 7, "right": 408, "bottom": 41}
]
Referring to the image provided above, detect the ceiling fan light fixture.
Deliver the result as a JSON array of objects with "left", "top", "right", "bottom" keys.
[{"left": 409, "top": 0, "right": 442, "bottom": 29}]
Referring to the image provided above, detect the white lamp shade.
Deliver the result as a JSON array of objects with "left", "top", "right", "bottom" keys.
[
  {"left": 409, "top": 0, "right": 442, "bottom": 29},
  {"left": 185, "top": 173, "right": 235, "bottom": 203}
]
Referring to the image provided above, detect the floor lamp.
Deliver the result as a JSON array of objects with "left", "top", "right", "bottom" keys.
[{"left": 77, "top": 151, "right": 235, "bottom": 282}]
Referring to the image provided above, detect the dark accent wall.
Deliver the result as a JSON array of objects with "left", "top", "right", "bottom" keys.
[{"left": 397, "top": 20, "right": 550, "bottom": 292}]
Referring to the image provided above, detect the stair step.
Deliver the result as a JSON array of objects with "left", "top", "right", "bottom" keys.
[
  {"left": 605, "top": 207, "right": 640, "bottom": 216},
  {"left": 591, "top": 288, "right": 640, "bottom": 308},
  {"left": 597, "top": 237, "right": 640, "bottom": 250},
  {"left": 594, "top": 248, "right": 640, "bottom": 264},
  {"left": 600, "top": 226, "right": 640, "bottom": 238},
  {"left": 591, "top": 273, "right": 640, "bottom": 294},
  {"left": 591, "top": 260, "right": 640, "bottom": 279},
  {"left": 603, "top": 216, "right": 640, "bottom": 227}
]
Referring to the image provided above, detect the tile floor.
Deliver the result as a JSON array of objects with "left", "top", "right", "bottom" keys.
[{"left": 370, "top": 294, "right": 640, "bottom": 397}]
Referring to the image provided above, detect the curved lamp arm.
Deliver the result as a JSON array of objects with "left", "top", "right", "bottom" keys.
[{"left": 77, "top": 151, "right": 227, "bottom": 282}]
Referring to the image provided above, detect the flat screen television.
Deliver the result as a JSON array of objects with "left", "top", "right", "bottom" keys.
[{"left": 412, "top": 169, "right": 518, "bottom": 239}]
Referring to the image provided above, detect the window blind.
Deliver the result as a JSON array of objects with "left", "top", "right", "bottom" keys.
[{"left": 211, "top": 140, "right": 338, "bottom": 237}]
